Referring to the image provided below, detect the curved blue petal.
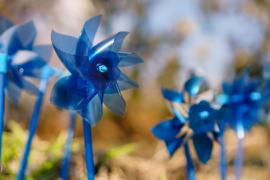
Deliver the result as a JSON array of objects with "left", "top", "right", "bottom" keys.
[
  {"left": 117, "top": 52, "right": 143, "bottom": 67},
  {"left": 184, "top": 76, "right": 205, "bottom": 97},
  {"left": 51, "top": 31, "right": 86, "bottom": 55},
  {"left": 81, "top": 94, "right": 103, "bottom": 126},
  {"left": 192, "top": 133, "right": 213, "bottom": 164},
  {"left": 6, "top": 81, "right": 21, "bottom": 104},
  {"left": 165, "top": 137, "right": 183, "bottom": 157},
  {"left": 0, "top": 21, "right": 36, "bottom": 55},
  {"left": 15, "top": 21, "right": 36, "bottom": 50},
  {"left": 21, "top": 79, "right": 39, "bottom": 95},
  {"left": 104, "top": 91, "right": 126, "bottom": 116},
  {"left": 80, "top": 15, "right": 101, "bottom": 46},
  {"left": 0, "top": 16, "right": 13, "bottom": 35},
  {"left": 161, "top": 88, "right": 184, "bottom": 103},
  {"left": 51, "top": 31, "right": 88, "bottom": 76},
  {"left": 188, "top": 101, "right": 216, "bottom": 134},
  {"left": 118, "top": 72, "right": 138, "bottom": 89},
  {"left": 33, "top": 45, "right": 52, "bottom": 62},
  {"left": 50, "top": 75, "right": 96, "bottom": 110},
  {"left": 90, "top": 32, "right": 128, "bottom": 58},
  {"left": 151, "top": 118, "right": 183, "bottom": 141}
]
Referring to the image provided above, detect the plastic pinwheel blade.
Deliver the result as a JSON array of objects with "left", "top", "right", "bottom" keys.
[
  {"left": 165, "top": 137, "right": 183, "bottom": 157},
  {"left": 16, "top": 21, "right": 36, "bottom": 49},
  {"left": 104, "top": 72, "right": 139, "bottom": 94},
  {"left": 82, "top": 94, "right": 103, "bottom": 126},
  {"left": 80, "top": 15, "right": 101, "bottom": 46},
  {"left": 33, "top": 45, "right": 53, "bottom": 62},
  {"left": 151, "top": 118, "right": 182, "bottom": 141},
  {"left": 117, "top": 52, "right": 143, "bottom": 67},
  {"left": 21, "top": 78, "right": 39, "bottom": 94},
  {"left": 104, "top": 92, "right": 126, "bottom": 116},
  {"left": 6, "top": 81, "right": 21, "bottom": 104},
  {"left": 90, "top": 31, "right": 128, "bottom": 57},
  {"left": 192, "top": 133, "right": 213, "bottom": 164},
  {"left": 161, "top": 88, "right": 184, "bottom": 103},
  {"left": 0, "top": 21, "right": 36, "bottom": 55},
  {"left": 50, "top": 75, "right": 94, "bottom": 110},
  {"left": 51, "top": 31, "right": 88, "bottom": 76},
  {"left": 184, "top": 76, "right": 205, "bottom": 97},
  {"left": 188, "top": 101, "right": 216, "bottom": 134},
  {"left": 0, "top": 16, "right": 13, "bottom": 35}
]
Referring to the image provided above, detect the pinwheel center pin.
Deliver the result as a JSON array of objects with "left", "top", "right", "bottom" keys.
[
  {"left": 250, "top": 91, "right": 261, "bottom": 101},
  {"left": 96, "top": 63, "right": 108, "bottom": 73},
  {"left": 199, "top": 111, "right": 209, "bottom": 119}
]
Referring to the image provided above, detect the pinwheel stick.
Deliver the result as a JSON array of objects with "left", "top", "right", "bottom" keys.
[
  {"left": 234, "top": 121, "right": 245, "bottom": 180},
  {"left": 0, "top": 53, "right": 7, "bottom": 165},
  {"left": 219, "top": 134, "right": 227, "bottom": 180},
  {"left": 17, "top": 80, "right": 48, "bottom": 180},
  {"left": 61, "top": 111, "right": 76, "bottom": 180},
  {"left": 183, "top": 142, "right": 195, "bottom": 180},
  {"left": 83, "top": 118, "right": 95, "bottom": 180}
]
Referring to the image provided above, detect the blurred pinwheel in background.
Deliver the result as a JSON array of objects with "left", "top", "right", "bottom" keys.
[
  {"left": 0, "top": 16, "right": 51, "bottom": 166},
  {"left": 50, "top": 15, "right": 143, "bottom": 180},
  {"left": 152, "top": 75, "right": 218, "bottom": 180},
  {"left": 217, "top": 69, "right": 267, "bottom": 180}
]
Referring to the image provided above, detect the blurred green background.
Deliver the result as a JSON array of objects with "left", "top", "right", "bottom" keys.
[{"left": 0, "top": 0, "right": 270, "bottom": 179}]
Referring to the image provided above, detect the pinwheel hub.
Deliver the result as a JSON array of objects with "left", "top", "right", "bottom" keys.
[
  {"left": 88, "top": 51, "right": 120, "bottom": 82},
  {"left": 96, "top": 63, "right": 108, "bottom": 73},
  {"left": 199, "top": 111, "right": 209, "bottom": 119},
  {"left": 250, "top": 91, "right": 261, "bottom": 101}
]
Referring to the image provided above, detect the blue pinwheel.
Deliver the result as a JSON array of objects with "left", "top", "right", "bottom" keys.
[
  {"left": 0, "top": 16, "right": 55, "bottom": 179},
  {"left": 217, "top": 70, "right": 265, "bottom": 180},
  {"left": 0, "top": 17, "right": 39, "bottom": 164},
  {"left": 152, "top": 75, "right": 217, "bottom": 180},
  {"left": 50, "top": 15, "right": 142, "bottom": 180},
  {"left": 16, "top": 47, "right": 55, "bottom": 180}
]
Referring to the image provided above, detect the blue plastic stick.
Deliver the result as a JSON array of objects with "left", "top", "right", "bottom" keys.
[
  {"left": 17, "top": 80, "right": 48, "bottom": 180},
  {"left": 61, "top": 111, "right": 76, "bottom": 180},
  {"left": 219, "top": 134, "right": 227, "bottom": 180},
  {"left": 234, "top": 121, "right": 244, "bottom": 180},
  {"left": 183, "top": 143, "right": 195, "bottom": 180},
  {"left": 82, "top": 118, "right": 95, "bottom": 180},
  {"left": 0, "top": 53, "right": 7, "bottom": 166},
  {"left": 0, "top": 73, "right": 5, "bottom": 167}
]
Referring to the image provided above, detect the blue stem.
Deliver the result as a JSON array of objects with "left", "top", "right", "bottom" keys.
[
  {"left": 219, "top": 134, "right": 227, "bottom": 180},
  {"left": 183, "top": 143, "right": 195, "bottom": 180},
  {"left": 82, "top": 119, "right": 95, "bottom": 180},
  {"left": 17, "top": 80, "right": 47, "bottom": 180},
  {"left": 0, "top": 73, "right": 5, "bottom": 166},
  {"left": 61, "top": 111, "right": 76, "bottom": 180},
  {"left": 234, "top": 135, "right": 244, "bottom": 180}
]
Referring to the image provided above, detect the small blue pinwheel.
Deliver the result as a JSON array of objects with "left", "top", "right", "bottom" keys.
[
  {"left": 152, "top": 75, "right": 217, "bottom": 180},
  {"left": 16, "top": 48, "right": 55, "bottom": 180},
  {"left": 0, "top": 16, "right": 55, "bottom": 179},
  {"left": 50, "top": 15, "right": 142, "bottom": 180},
  {"left": 0, "top": 17, "right": 45, "bottom": 164},
  {"left": 217, "top": 70, "right": 265, "bottom": 180}
]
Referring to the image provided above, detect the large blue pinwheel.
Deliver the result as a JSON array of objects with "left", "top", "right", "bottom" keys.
[
  {"left": 217, "top": 70, "right": 265, "bottom": 180},
  {"left": 152, "top": 76, "right": 217, "bottom": 180},
  {"left": 50, "top": 15, "right": 142, "bottom": 180}
]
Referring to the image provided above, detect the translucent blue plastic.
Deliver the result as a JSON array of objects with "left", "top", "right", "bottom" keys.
[
  {"left": 0, "top": 18, "right": 55, "bottom": 167},
  {"left": 219, "top": 71, "right": 263, "bottom": 133},
  {"left": 188, "top": 101, "right": 216, "bottom": 134},
  {"left": 51, "top": 15, "right": 142, "bottom": 125},
  {"left": 0, "top": 16, "right": 13, "bottom": 35}
]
